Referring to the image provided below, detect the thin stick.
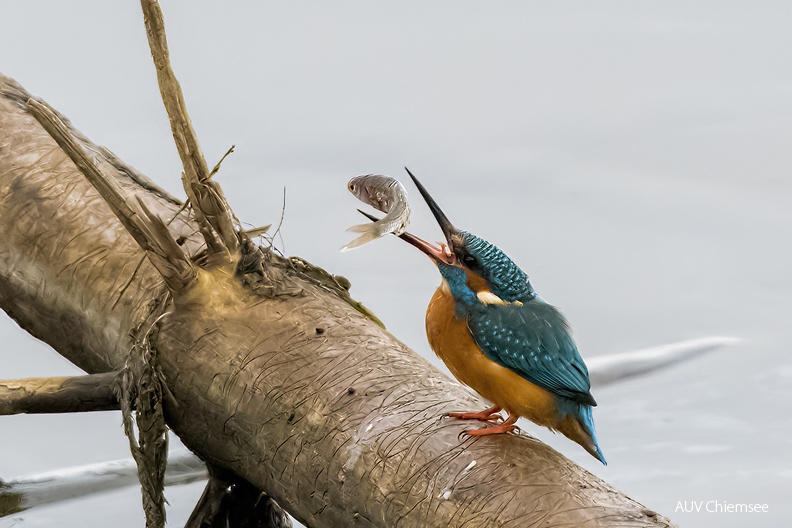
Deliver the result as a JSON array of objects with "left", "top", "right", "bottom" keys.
[
  {"left": 272, "top": 186, "right": 287, "bottom": 253},
  {"left": 208, "top": 145, "right": 235, "bottom": 179}
]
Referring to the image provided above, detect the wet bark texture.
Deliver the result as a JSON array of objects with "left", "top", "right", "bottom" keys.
[{"left": 0, "top": 71, "right": 674, "bottom": 528}]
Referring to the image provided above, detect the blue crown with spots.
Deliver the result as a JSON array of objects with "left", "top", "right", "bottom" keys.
[{"left": 460, "top": 231, "right": 535, "bottom": 302}]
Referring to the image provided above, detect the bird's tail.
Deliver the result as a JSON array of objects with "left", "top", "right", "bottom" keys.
[
  {"left": 341, "top": 222, "right": 382, "bottom": 252},
  {"left": 575, "top": 404, "right": 607, "bottom": 465}
]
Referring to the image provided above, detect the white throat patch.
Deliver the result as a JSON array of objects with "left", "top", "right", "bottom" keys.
[{"left": 476, "top": 291, "right": 523, "bottom": 306}]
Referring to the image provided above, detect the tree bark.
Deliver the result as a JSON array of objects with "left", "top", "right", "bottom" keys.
[{"left": 0, "top": 71, "right": 674, "bottom": 527}]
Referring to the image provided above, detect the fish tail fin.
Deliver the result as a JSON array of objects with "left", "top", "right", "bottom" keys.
[
  {"left": 345, "top": 222, "right": 374, "bottom": 233},
  {"left": 575, "top": 404, "right": 607, "bottom": 465},
  {"left": 341, "top": 224, "right": 381, "bottom": 252}
]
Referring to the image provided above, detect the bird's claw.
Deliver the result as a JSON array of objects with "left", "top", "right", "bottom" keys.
[
  {"left": 445, "top": 405, "right": 503, "bottom": 422},
  {"left": 465, "top": 423, "right": 519, "bottom": 436},
  {"left": 446, "top": 411, "right": 503, "bottom": 422},
  {"left": 464, "top": 413, "right": 519, "bottom": 436}
]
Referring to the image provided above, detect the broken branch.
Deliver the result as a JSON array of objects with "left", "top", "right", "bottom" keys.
[
  {"left": 140, "top": 0, "right": 240, "bottom": 256},
  {"left": 27, "top": 98, "right": 196, "bottom": 292},
  {"left": 0, "top": 373, "right": 119, "bottom": 415}
]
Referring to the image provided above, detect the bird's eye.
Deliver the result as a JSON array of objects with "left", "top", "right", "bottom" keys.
[
  {"left": 349, "top": 183, "right": 357, "bottom": 192},
  {"left": 464, "top": 255, "right": 476, "bottom": 265}
]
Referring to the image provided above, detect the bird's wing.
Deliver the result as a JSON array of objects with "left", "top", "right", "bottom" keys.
[{"left": 467, "top": 299, "right": 596, "bottom": 405}]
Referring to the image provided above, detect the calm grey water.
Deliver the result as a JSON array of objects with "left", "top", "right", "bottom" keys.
[{"left": 1, "top": 2, "right": 791, "bottom": 526}]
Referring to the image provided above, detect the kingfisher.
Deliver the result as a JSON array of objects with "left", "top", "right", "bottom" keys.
[{"left": 364, "top": 169, "right": 606, "bottom": 464}]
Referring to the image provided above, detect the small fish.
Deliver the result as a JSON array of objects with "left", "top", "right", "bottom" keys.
[{"left": 342, "top": 174, "right": 411, "bottom": 251}]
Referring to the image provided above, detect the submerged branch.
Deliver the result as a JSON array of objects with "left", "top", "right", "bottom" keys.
[
  {"left": 588, "top": 337, "right": 740, "bottom": 386},
  {"left": 185, "top": 464, "right": 292, "bottom": 528},
  {"left": 0, "top": 451, "right": 207, "bottom": 518}
]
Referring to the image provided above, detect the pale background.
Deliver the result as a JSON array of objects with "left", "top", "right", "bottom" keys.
[{"left": 1, "top": 2, "right": 791, "bottom": 527}]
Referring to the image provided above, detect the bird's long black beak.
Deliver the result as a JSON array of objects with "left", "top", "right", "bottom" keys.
[
  {"left": 404, "top": 167, "right": 458, "bottom": 251},
  {"left": 357, "top": 209, "right": 455, "bottom": 265}
]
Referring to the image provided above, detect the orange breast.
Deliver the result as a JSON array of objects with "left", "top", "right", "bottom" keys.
[{"left": 426, "top": 281, "right": 561, "bottom": 429}]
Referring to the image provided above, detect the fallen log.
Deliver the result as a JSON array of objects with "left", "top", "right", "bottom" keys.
[
  {"left": 1, "top": 337, "right": 735, "bottom": 523},
  {"left": 1, "top": 336, "right": 733, "bottom": 417},
  {"left": 0, "top": 3, "right": 676, "bottom": 525}
]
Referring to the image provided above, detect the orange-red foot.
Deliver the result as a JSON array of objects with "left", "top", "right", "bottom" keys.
[
  {"left": 466, "top": 414, "right": 518, "bottom": 436},
  {"left": 447, "top": 405, "right": 502, "bottom": 422}
]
